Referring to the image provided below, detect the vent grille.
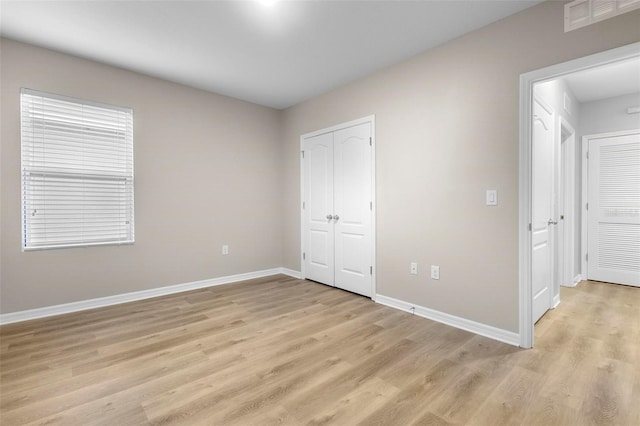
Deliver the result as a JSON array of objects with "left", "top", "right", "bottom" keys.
[
  {"left": 565, "top": 0, "right": 640, "bottom": 32},
  {"left": 593, "top": 0, "right": 616, "bottom": 17}
]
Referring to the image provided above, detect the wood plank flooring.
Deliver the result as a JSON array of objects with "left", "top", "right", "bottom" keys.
[{"left": 1, "top": 276, "right": 638, "bottom": 425}]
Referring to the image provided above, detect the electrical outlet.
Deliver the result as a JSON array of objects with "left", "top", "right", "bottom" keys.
[
  {"left": 222, "top": 244, "right": 229, "bottom": 255},
  {"left": 431, "top": 265, "right": 440, "bottom": 280},
  {"left": 410, "top": 262, "right": 418, "bottom": 275}
]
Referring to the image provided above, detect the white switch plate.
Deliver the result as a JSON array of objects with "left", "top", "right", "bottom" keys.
[
  {"left": 431, "top": 265, "right": 440, "bottom": 280},
  {"left": 486, "top": 189, "right": 498, "bottom": 206},
  {"left": 410, "top": 262, "right": 418, "bottom": 275},
  {"left": 222, "top": 244, "right": 229, "bottom": 255}
]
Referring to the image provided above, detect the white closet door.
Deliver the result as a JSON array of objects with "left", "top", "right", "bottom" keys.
[
  {"left": 532, "top": 98, "right": 555, "bottom": 323},
  {"left": 334, "top": 123, "right": 372, "bottom": 297},
  {"left": 587, "top": 132, "right": 640, "bottom": 287},
  {"left": 302, "top": 133, "right": 335, "bottom": 286}
]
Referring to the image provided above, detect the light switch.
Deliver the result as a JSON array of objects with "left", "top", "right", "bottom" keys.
[{"left": 486, "top": 190, "right": 498, "bottom": 206}]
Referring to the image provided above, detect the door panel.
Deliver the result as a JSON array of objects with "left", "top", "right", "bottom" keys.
[
  {"left": 303, "top": 133, "right": 334, "bottom": 286},
  {"left": 334, "top": 123, "right": 372, "bottom": 297},
  {"left": 532, "top": 98, "right": 554, "bottom": 323},
  {"left": 587, "top": 133, "right": 640, "bottom": 287}
]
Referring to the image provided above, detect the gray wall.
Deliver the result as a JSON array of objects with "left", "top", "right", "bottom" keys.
[
  {"left": 280, "top": 1, "right": 640, "bottom": 332},
  {"left": 580, "top": 92, "right": 640, "bottom": 136},
  {"left": 1, "top": 38, "right": 283, "bottom": 313}
]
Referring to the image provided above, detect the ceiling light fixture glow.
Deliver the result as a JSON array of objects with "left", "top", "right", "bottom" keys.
[{"left": 258, "top": 0, "right": 279, "bottom": 7}]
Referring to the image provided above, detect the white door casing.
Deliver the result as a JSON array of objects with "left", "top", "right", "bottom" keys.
[
  {"left": 532, "top": 96, "right": 555, "bottom": 324},
  {"left": 586, "top": 131, "right": 640, "bottom": 287},
  {"left": 558, "top": 118, "right": 577, "bottom": 288},
  {"left": 302, "top": 132, "right": 335, "bottom": 285},
  {"left": 519, "top": 42, "right": 640, "bottom": 349},
  {"left": 301, "top": 116, "right": 375, "bottom": 298},
  {"left": 333, "top": 123, "right": 373, "bottom": 297}
]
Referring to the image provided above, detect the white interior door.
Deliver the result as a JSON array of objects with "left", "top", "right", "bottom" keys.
[
  {"left": 301, "top": 120, "right": 374, "bottom": 298},
  {"left": 334, "top": 123, "right": 372, "bottom": 297},
  {"left": 587, "top": 132, "right": 640, "bottom": 287},
  {"left": 302, "top": 133, "right": 334, "bottom": 286},
  {"left": 532, "top": 97, "right": 555, "bottom": 323}
]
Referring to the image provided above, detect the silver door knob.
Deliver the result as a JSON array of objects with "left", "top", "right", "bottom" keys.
[
  {"left": 326, "top": 214, "right": 333, "bottom": 220},
  {"left": 334, "top": 215, "right": 340, "bottom": 221},
  {"left": 548, "top": 219, "right": 558, "bottom": 225}
]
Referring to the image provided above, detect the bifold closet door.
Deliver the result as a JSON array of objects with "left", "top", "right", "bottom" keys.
[
  {"left": 302, "top": 122, "right": 372, "bottom": 298},
  {"left": 333, "top": 123, "right": 372, "bottom": 297},
  {"left": 302, "top": 132, "right": 335, "bottom": 286}
]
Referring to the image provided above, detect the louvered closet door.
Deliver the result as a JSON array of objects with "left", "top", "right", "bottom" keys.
[{"left": 587, "top": 132, "right": 640, "bottom": 287}]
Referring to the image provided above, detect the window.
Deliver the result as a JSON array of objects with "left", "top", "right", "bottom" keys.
[{"left": 21, "top": 88, "right": 134, "bottom": 250}]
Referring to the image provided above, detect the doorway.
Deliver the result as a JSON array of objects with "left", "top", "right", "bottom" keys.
[{"left": 519, "top": 42, "right": 640, "bottom": 348}]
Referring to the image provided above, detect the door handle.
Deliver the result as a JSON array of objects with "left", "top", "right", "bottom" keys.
[
  {"left": 334, "top": 215, "right": 340, "bottom": 221},
  {"left": 326, "top": 214, "right": 334, "bottom": 221},
  {"left": 548, "top": 219, "right": 558, "bottom": 225}
]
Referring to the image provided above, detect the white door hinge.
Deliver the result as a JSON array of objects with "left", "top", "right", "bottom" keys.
[
  {"left": 369, "top": 137, "right": 372, "bottom": 146},
  {"left": 370, "top": 266, "right": 373, "bottom": 275},
  {"left": 303, "top": 252, "right": 306, "bottom": 260},
  {"left": 302, "top": 201, "right": 305, "bottom": 210},
  {"left": 301, "top": 150, "right": 305, "bottom": 158},
  {"left": 370, "top": 201, "right": 372, "bottom": 210}
]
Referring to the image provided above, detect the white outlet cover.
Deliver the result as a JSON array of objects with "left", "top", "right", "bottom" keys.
[{"left": 431, "top": 265, "right": 440, "bottom": 280}]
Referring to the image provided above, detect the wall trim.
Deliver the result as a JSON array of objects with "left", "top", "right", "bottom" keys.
[
  {"left": 0, "top": 267, "right": 301, "bottom": 325},
  {"left": 375, "top": 294, "right": 520, "bottom": 347},
  {"left": 280, "top": 268, "right": 303, "bottom": 279},
  {"left": 562, "top": 274, "right": 581, "bottom": 288},
  {"left": 552, "top": 294, "right": 561, "bottom": 309}
]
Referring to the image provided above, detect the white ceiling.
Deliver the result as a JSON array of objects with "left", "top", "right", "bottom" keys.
[
  {"left": 0, "top": 0, "right": 542, "bottom": 109},
  {"left": 562, "top": 57, "right": 640, "bottom": 103}
]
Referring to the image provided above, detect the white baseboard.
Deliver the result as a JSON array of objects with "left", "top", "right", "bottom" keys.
[
  {"left": 280, "top": 268, "right": 303, "bottom": 279},
  {"left": 375, "top": 294, "right": 520, "bottom": 347},
  {"left": 0, "top": 267, "right": 301, "bottom": 325},
  {"left": 561, "top": 274, "right": 582, "bottom": 288},
  {"left": 552, "top": 294, "right": 561, "bottom": 308}
]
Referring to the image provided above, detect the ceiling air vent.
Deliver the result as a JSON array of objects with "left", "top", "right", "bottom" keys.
[{"left": 565, "top": 0, "right": 640, "bottom": 32}]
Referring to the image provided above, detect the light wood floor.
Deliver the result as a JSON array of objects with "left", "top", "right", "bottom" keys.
[{"left": 1, "top": 276, "right": 638, "bottom": 426}]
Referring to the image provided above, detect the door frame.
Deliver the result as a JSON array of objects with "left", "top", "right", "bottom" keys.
[
  {"left": 558, "top": 116, "right": 577, "bottom": 289},
  {"left": 581, "top": 129, "right": 640, "bottom": 280},
  {"left": 300, "top": 115, "right": 377, "bottom": 299},
  {"left": 518, "top": 42, "right": 640, "bottom": 349}
]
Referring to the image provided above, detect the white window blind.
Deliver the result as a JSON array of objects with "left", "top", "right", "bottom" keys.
[{"left": 21, "top": 88, "right": 134, "bottom": 250}]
